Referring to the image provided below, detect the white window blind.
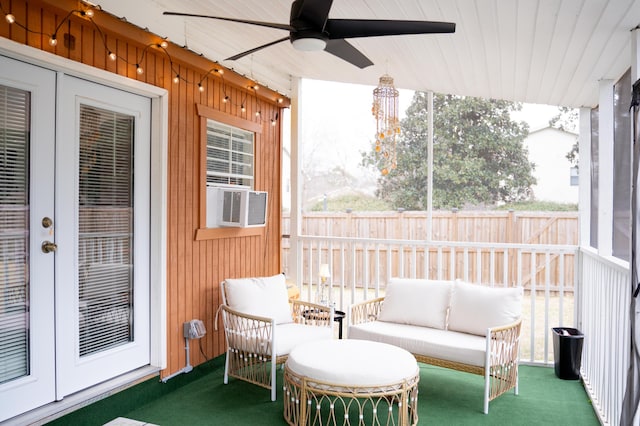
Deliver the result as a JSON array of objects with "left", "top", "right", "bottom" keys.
[
  {"left": 206, "top": 120, "right": 254, "bottom": 187},
  {"left": 78, "top": 105, "right": 134, "bottom": 357},
  {"left": 0, "top": 85, "right": 30, "bottom": 384}
]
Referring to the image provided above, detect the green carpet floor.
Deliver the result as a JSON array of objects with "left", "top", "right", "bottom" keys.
[{"left": 48, "top": 359, "right": 599, "bottom": 425}]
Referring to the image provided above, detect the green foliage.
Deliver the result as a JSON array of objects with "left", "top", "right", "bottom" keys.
[
  {"left": 549, "top": 106, "right": 578, "bottom": 133},
  {"left": 309, "top": 194, "right": 392, "bottom": 212},
  {"left": 495, "top": 201, "right": 578, "bottom": 211},
  {"left": 362, "top": 92, "right": 536, "bottom": 209},
  {"left": 549, "top": 106, "right": 579, "bottom": 168}
]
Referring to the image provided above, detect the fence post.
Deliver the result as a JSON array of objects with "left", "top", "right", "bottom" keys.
[{"left": 508, "top": 209, "right": 516, "bottom": 285}]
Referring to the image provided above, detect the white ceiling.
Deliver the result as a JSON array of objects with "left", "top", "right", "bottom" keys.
[{"left": 96, "top": 0, "right": 640, "bottom": 108}]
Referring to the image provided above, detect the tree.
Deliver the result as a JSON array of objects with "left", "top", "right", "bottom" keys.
[
  {"left": 549, "top": 106, "right": 579, "bottom": 168},
  {"left": 362, "top": 92, "right": 535, "bottom": 209}
]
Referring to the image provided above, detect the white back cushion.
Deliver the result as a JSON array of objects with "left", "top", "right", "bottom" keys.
[
  {"left": 224, "top": 273, "right": 293, "bottom": 324},
  {"left": 378, "top": 278, "right": 452, "bottom": 329},
  {"left": 448, "top": 280, "right": 522, "bottom": 336}
]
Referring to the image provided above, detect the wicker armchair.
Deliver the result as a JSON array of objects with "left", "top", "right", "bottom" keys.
[{"left": 219, "top": 274, "right": 334, "bottom": 401}]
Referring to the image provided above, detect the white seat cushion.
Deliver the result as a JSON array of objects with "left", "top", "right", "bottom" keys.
[
  {"left": 349, "top": 321, "right": 487, "bottom": 367},
  {"left": 378, "top": 278, "right": 452, "bottom": 329},
  {"left": 224, "top": 274, "right": 293, "bottom": 324},
  {"left": 447, "top": 280, "right": 522, "bottom": 336},
  {"left": 274, "top": 323, "right": 333, "bottom": 357},
  {"left": 286, "top": 339, "right": 418, "bottom": 386}
]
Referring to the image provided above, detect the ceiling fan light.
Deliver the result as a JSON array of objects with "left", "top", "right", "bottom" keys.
[{"left": 292, "top": 37, "right": 326, "bottom": 51}]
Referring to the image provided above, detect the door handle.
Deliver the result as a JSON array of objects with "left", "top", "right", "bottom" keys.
[{"left": 41, "top": 241, "right": 57, "bottom": 253}]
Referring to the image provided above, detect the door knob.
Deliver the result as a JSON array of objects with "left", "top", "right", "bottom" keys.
[{"left": 41, "top": 241, "right": 57, "bottom": 253}]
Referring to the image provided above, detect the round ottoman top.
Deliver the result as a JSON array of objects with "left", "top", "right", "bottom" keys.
[{"left": 286, "top": 339, "right": 418, "bottom": 387}]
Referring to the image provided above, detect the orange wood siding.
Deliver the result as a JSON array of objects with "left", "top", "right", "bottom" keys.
[{"left": 4, "top": 0, "right": 285, "bottom": 377}]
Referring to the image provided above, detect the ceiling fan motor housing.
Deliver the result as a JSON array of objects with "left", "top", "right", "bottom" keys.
[{"left": 290, "top": 30, "right": 328, "bottom": 51}]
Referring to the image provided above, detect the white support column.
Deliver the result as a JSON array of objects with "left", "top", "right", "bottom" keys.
[
  {"left": 289, "top": 78, "right": 303, "bottom": 284},
  {"left": 427, "top": 91, "right": 433, "bottom": 243},
  {"left": 578, "top": 107, "right": 592, "bottom": 248},
  {"left": 597, "top": 79, "right": 614, "bottom": 257}
]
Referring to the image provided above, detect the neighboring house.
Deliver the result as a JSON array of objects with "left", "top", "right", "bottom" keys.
[{"left": 523, "top": 126, "right": 579, "bottom": 204}]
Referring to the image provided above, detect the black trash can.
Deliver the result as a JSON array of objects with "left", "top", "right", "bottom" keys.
[{"left": 552, "top": 327, "right": 584, "bottom": 380}]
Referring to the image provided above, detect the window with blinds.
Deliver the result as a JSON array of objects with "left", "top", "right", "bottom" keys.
[
  {"left": 206, "top": 119, "right": 254, "bottom": 187},
  {"left": 78, "top": 104, "right": 134, "bottom": 357},
  {"left": 0, "top": 85, "right": 30, "bottom": 384}
]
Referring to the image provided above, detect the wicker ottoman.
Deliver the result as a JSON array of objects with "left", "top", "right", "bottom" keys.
[{"left": 283, "top": 339, "right": 419, "bottom": 426}]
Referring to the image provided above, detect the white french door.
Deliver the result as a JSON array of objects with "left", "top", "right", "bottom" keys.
[
  {"left": 0, "top": 56, "right": 151, "bottom": 421},
  {"left": 0, "top": 54, "right": 57, "bottom": 422},
  {"left": 55, "top": 75, "right": 151, "bottom": 397}
]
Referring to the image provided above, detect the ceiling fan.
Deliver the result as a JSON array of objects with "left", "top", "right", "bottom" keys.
[{"left": 164, "top": 0, "right": 455, "bottom": 68}]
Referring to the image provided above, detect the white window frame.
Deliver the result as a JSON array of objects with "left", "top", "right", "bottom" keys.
[{"left": 205, "top": 119, "right": 255, "bottom": 188}]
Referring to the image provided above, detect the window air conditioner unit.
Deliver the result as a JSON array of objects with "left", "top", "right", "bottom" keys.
[{"left": 206, "top": 186, "right": 267, "bottom": 228}]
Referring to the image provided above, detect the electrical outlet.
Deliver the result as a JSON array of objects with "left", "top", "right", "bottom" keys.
[{"left": 183, "top": 319, "right": 206, "bottom": 339}]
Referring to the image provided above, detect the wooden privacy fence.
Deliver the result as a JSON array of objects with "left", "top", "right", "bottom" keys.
[
  {"left": 282, "top": 211, "right": 578, "bottom": 292},
  {"left": 283, "top": 210, "right": 578, "bottom": 244}
]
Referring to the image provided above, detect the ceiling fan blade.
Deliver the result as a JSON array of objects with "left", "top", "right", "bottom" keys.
[
  {"left": 225, "top": 36, "right": 291, "bottom": 61},
  {"left": 293, "top": 0, "right": 334, "bottom": 30},
  {"left": 325, "top": 19, "right": 456, "bottom": 39},
  {"left": 324, "top": 39, "right": 373, "bottom": 69},
  {"left": 163, "top": 11, "right": 293, "bottom": 31}
]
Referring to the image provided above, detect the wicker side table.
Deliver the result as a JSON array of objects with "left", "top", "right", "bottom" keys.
[{"left": 283, "top": 339, "right": 419, "bottom": 426}]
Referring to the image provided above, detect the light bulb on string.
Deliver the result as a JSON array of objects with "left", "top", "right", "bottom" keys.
[
  {"left": 173, "top": 75, "right": 180, "bottom": 84},
  {"left": 49, "top": 35, "right": 58, "bottom": 46},
  {"left": 108, "top": 51, "right": 117, "bottom": 61},
  {"left": 5, "top": 13, "right": 15, "bottom": 24},
  {"left": 136, "top": 64, "right": 143, "bottom": 74}
]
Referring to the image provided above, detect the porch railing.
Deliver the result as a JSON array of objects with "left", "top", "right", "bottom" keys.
[
  {"left": 578, "top": 248, "right": 630, "bottom": 426},
  {"left": 284, "top": 235, "right": 578, "bottom": 364}
]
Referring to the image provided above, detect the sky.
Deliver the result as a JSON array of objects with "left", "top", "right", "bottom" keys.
[{"left": 296, "top": 78, "right": 561, "bottom": 180}]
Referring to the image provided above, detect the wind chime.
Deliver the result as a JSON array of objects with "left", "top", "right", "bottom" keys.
[{"left": 372, "top": 74, "right": 400, "bottom": 175}]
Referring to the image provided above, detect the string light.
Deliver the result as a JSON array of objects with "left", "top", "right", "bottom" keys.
[{"left": 0, "top": 2, "right": 281, "bottom": 125}]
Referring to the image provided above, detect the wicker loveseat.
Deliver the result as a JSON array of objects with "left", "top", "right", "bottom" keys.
[{"left": 348, "top": 278, "right": 522, "bottom": 414}]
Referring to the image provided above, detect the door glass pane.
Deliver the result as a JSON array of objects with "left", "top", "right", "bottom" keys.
[
  {"left": 78, "top": 105, "right": 134, "bottom": 357},
  {"left": 0, "top": 85, "right": 30, "bottom": 383}
]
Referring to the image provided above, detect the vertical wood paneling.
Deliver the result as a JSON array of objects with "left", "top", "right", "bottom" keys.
[{"left": 5, "top": 0, "right": 286, "bottom": 378}]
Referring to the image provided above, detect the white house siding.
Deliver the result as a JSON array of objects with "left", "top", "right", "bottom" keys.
[{"left": 524, "top": 126, "right": 579, "bottom": 204}]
